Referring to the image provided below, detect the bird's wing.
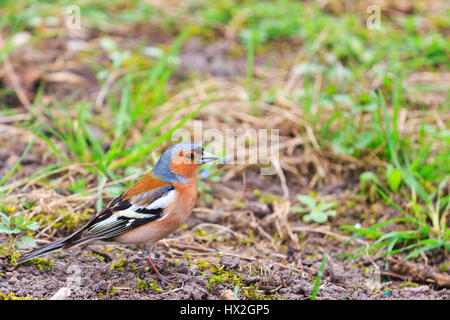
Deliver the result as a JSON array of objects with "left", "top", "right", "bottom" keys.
[{"left": 65, "top": 174, "right": 175, "bottom": 247}]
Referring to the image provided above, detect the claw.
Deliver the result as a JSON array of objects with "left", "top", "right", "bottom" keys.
[
  {"left": 151, "top": 273, "right": 177, "bottom": 284},
  {"left": 145, "top": 257, "right": 177, "bottom": 284},
  {"left": 138, "top": 244, "right": 177, "bottom": 284}
]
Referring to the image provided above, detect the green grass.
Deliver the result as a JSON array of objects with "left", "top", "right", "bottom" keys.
[
  {"left": 341, "top": 178, "right": 449, "bottom": 260},
  {"left": 26, "top": 25, "right": 199, "bottom": 180},
  {"left": 0, "top": 136, "right": 35, "bottom": 187},
  {"left": 311, "top": 253, "right": 328, "bottom": 300},
  {"left": 0, "top": 0, "right": 448, "bottom": 265}
]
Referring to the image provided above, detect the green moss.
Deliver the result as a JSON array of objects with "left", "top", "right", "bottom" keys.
[
  {"left": 110, "top": 258, "right": 137, "bottom": 272},
  {"left": 303, "top": 253, "right": 321, "bottom": 261},
  {"left": 29, "top": 257, "right": 55, "bottom": 271},
  {"left": 135, "top": 278, "right": 162, "bottom": 292},
  {"left": 9, "top": 251, "right": 20, "bottom": 266},
  {"left": 233, "top": 201, "right": 245, "bottom": 209},
  {"left": 1, "top": 205, "right": 16, "bottom": 215},
  {"left": 208, "top": 264, "right": 235, "bottom": 285},
  {"left": 241, "top": 283, "right": 272, "bottom": 300},
  {"left": 148, "top": 279, "right": 161, "bottom": 292},
  {"left": 195, "top": 259, "right": 272, "bottom": 299},
  {"left": 0, "top": 245, "right": 8, "bottom": 256},
  {"left": 194, "top": 260, "right": 240, "bottom": 287},
  {"left": 253, "top": 189, "right": 262, "bottom": 198},
  {"left": 197, "top": 259, "right": 211, "bottom": 269},
  {"left": 440, "top": 263, "right": 449, "bottom": 272},
  {"left": 166, "top": 258, "right": 181, "bottom": 266},
  {"left": 184, "top": 253, "right": 192, "bottom": 261},
  {"left": 109, "top": 287, "right": 117, "bottom": 297},
  {"left": 253, "top": 189, "right": 281, "bottom": 204},
  {"left": 135, "top": 278, "right": 148, "bottom": 290},
  {"left": 0, "top": 292, "right": 34, "bottom": 300},
  {"left": 58, "top": 209, "right": 91, "bottom": 229},
  {"left": 249, "top": 229, "right": 254, "bottom": 242},
  {"left": 345, "top": 200, "right": 356, "bottom": 208},
  {"left": 110, "top": 258, "right": 126, "bottom": 271},
  {"left": 83, "top": 252, "right": 105, "bottom": 261},
  {"left": 193, "top": 226, "right": 208, "bottom": 237},
  {"left": 400, "top": 281, "right": 420, "bottom": 288},
  {"left": 33, "top": 208, "right": 91, "bottom": 232}
]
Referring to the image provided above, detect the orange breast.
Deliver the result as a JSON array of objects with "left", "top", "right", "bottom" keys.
[{"left": 115, "top": 176, "right": 198, "bottom": 244}]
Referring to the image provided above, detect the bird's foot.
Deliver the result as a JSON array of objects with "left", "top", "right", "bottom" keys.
[
  {"left": 144, "top": 256, "right": 177, "bottom": 284},
  {"left": 148, "top": 257, "right": 166, "bottom": 265},
  {"left": 150, "top": 273, "right": 178, "bottom": 284}
]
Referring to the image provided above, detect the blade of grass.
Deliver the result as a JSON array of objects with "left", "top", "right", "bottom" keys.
[
  {"left": 111, "top": 100, "right": 211, "bottom": 170},
  {"left": 246, "top": 26, "right": 257, "bottom": 112},
  {"left": 0, "top": 136, "right": 35, "bottom": 186},
  {"left": 339, "top": 226, "right": 384, "bottom": 238},
  {"left": 404, "top": 241, "right": 444, "bottom": 260},
  {"left": 310, "top": 252, "right": 328, "bottom": 300},
  {"left": 378, "top": 90, "right": 430, "bottom": 203},
  {"left": 104, "top": 76, "right": 131, "bottom": 165},
  {"left": 378, "top": 90, "right": 400, "bottom": 167},
  {"left": 135, "top": 26, "right": 192, "bottom": 120}
]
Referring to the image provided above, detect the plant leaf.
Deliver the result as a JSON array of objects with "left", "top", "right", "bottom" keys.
[
  {"left": 17, "top": 235, "right": 37, "bottom": 249},
  {"left": 360, "top": 171, "right": 382, "bottom": 192},
  {"left": 24, "top": 221, "right": 39, "bottom": 231},
  {"left": 296, "top": 195, "right": 316, "bottom": 209},
  {"left": 0, "top": 212, "right": 10, "bottom": 225},
  {"left": 0, "top": 224, "right": 21, "bottom": 234},
  {"left": 14, "top": 212, "right": 25, "bottom": 227},
  {"left": 290, "top": 205, "right": 308, "bottom": 214},
  {"left": 320, "top": 200, "right": 337, "bottom": 211},
  {"left": 306, "top": 210, "right": 328, "bottom": 224},
  {"left": 387, "top": 165, "right": 402, "bottom": 192}
]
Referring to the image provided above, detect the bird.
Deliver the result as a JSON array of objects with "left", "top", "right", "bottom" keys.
[{"left": 17, "top": 143, "right": 220, "bottom": 281}]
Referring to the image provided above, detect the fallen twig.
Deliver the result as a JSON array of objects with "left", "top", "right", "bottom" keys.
[{"left": 388, "top": 257, "right": 450, "bottom": 288}]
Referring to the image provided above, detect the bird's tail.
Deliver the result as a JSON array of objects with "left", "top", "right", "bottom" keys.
[{"left": 16, "top": 235, "right": 74, "bottom": 265}]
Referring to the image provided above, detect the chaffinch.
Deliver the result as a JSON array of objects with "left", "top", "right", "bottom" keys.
[{"left": 17, "top": 143, "right": 220, "bottom": 280}]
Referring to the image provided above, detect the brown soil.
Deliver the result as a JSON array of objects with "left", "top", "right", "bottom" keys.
[
  {"left": 1, "top": 20, "right": 448, "bottom": 301},
  {"left": 0, "top": 169, "right": 449, "bottom": 300},
  {"left": 1, "top": 222, "right": 448, "bottom": 300}
]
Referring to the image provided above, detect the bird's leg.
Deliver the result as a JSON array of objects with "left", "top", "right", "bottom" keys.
[
  {"left": 138, "top": 244, "right": 160, "bottom": 274},
  {"left": 138, "top": 244, "right": 176, "bottom": 284}
]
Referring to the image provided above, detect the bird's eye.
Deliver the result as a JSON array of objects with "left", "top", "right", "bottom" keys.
[
  {"left": 185, "top": 153, "right": 194, "bottom": 160},
  {"left": 194, "top": 146, "right": 204, "bottom": 155}
]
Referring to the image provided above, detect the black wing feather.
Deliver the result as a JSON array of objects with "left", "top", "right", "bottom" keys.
[{"left": 17, "top": 185, "right": 174, "bottom": 264}]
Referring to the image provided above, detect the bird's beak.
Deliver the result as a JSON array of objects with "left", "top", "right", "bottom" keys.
[{"left": 201, "top": 151, "right": 220, "bottom": 164}]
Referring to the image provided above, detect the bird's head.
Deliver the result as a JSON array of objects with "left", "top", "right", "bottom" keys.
[{"left": 152, "top": 143, "right": 219, "bottom": 184}]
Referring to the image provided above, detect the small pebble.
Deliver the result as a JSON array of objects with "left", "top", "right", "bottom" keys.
[
  {"left": 50, "top": 287, "right": 71, "bottom": 300},
  {"left": 220, "top": 289, "right": 235, "bottom": 300}
]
